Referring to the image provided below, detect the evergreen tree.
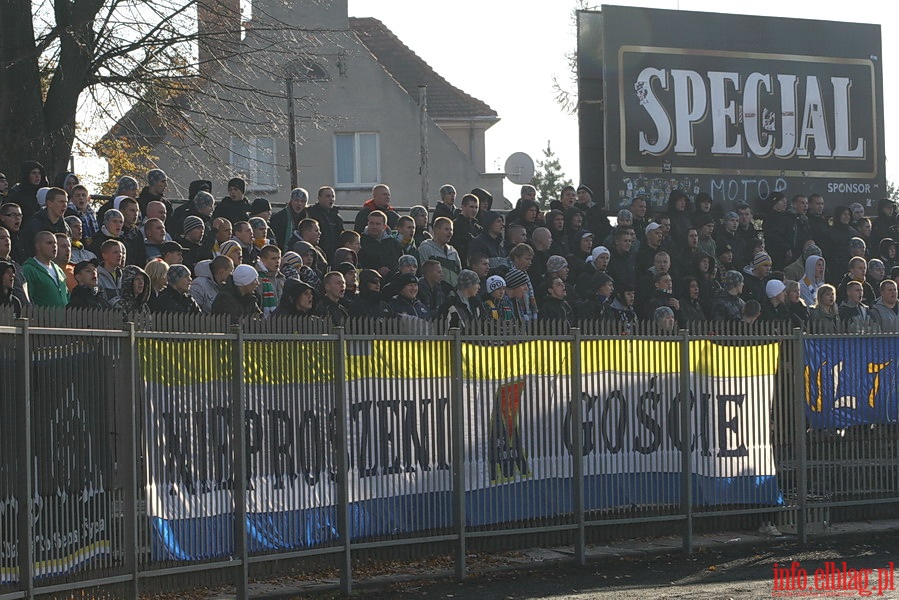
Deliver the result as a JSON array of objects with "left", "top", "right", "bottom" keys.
[
  {"left": 530, "top": 141, "right": 573, "bottom": 208},
  {"left": 887, "top": 180, "right": 899, "bottom": 202}
]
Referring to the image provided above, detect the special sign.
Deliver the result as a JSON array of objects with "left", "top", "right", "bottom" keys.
[
  {"left": 623, "top": 47, "right": 877, "bottom": 177},
  {"left": 578, "top": 6, "right": 885, "bottom": 209}
]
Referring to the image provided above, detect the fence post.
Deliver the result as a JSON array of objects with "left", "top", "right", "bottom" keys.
[
  {"left": 792, "top": 328, "right": 808, "bottom": 545},
  {"left": 333, "top": 327, "right": 352, "bottom": 594},
  {"left": 679, "top": 328, "right": 693, "bottom": 554},
  {"left": 230, "top": 324, "right": 249, "bottom": 600},
  {"left": 450, "top": 327, "right": 466, "bottom": 581},
  {"left": 15, "top": 318, "right": 33, "bottom": 598},
  {"left": 570, "top": 327, "right": 585, "bottom": 565},
  {"left": 121, "top": 322, "right": 140, "bottom": 600}
]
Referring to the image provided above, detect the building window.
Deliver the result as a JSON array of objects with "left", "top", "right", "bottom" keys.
[
  {"left": 229, "top": 136, "right": 276, "bottom": 191},
  {"left": 286, "top": 59, "right": 329, "bottom": 82},
  {"left": 334, "top": 133, "right": 379, "bottom": 187}
]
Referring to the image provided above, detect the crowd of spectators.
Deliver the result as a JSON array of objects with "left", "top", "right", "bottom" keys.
[{"left": 1, "top": 160, "right": 897, "bottom": 334}]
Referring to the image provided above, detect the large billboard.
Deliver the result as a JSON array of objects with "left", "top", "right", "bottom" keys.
[{"left": 578, "top": 5, "right": 885, "bottom": 212}]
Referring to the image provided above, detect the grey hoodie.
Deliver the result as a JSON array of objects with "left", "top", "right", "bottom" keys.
[
  {"left": 870, "top": 297, "right": 899, "bottom": 332},
  {"left": 799, "top": 255, "right": 825, "bottom": 307}
]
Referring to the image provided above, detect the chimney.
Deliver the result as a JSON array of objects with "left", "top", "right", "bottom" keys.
[
  {"left": 251, "top": 0, "right": 348, "bottom": 30},
  {"left": 197, "top": 0, "right": 242, "bottom": 79}
]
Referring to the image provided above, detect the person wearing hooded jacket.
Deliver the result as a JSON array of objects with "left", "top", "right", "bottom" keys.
[
  {"left": 113, "top": 265, "right": 152, "bottom": 328},
  {"left": 877, "top": 237, "right": 896, "bottom": 272},
  {"left": 799, "top": 255, "right": 826, "bottom": 307},
  {"left": 6, "top": 160, "right": 50, "bottom": 220},
  {"left": 468, "top": 212, "right": 508, "bottom": 270},
  {"left": 824, "top": 205, "right": 858, "bottom": 283},
  {"left": 761, "top": 192, "right": 796, "bottom": 269},
  {"left": 665, "top": 189, "right": 694, "bottom": 245},
  {"left": 711, "top": 270, "right": 746, "bottom": 322},
  {"left": 272, "top": 278, "right": 318, "bottom": 319},
  {"left": 0, "top": 261, "right": 22, "bottom": 317},
  {"left": 470, "top": 187, "right": 494, "bottom": 225},
  {"left": 387, "top": 273, "right": 430, "bottom": 320},
  {"left": 348, "top": 269, "right": 392, "bottom": 319},
  {"left": 52, "top": 171, "right": 79, "bottom": 195},
  {"left": 871, "top": 198, "right": 897, "bottom": 250},
  {"left": 188, "top": 259, "right": 219, "bottom": 312}
]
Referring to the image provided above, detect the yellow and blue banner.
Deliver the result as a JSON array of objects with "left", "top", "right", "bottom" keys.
[
  {"left": 140, "top": 338, "right": 782, "bottom": 560},
  {"left": 804, "top": 338, "right": 899, "bottom": 429}
]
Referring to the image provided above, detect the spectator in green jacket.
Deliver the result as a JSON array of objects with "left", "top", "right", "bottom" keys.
[{"left": 21, "top": 230, "right": 69, "bottom": 306}]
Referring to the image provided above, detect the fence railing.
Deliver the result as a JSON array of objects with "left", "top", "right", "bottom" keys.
[{"left": 1, "top": 313, "right": 897, "bottom": 599}]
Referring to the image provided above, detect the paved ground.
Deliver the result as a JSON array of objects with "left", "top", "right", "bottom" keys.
[{"left": 210, "top": 519, "right": 899, "bottom": 599}]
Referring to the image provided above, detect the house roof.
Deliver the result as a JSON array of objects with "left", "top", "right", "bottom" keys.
[
  {"left": 349, "top": 17, "right": 498, "bottom": 121},
  {"left": 104, "top": 17, "right": 498, "bottom": 148}
]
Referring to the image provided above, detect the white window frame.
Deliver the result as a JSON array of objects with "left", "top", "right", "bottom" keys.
[
  {"left": 333, "top": 132, "right": 380, "bottom": 189},
  {"left": 229, "top": 135, "right": 277, "bottom": 192}
]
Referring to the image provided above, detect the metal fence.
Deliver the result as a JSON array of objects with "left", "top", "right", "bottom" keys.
[{"left": 1, "top": 312, "right": 898, "bottom": 599}]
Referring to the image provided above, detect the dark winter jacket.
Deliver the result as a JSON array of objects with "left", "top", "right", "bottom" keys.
[
  {"left": 151, "top": 286, "right": 201, "bottom": 314},
  {"left": 6, "top": 160, "right": 49, "bottom": 220}
]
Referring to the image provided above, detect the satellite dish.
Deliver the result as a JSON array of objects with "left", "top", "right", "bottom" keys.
[{"left": 504, "top": 152, "right": 535, "bottom": 185}]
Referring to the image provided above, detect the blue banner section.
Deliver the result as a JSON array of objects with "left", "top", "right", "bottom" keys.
[
  {"left": 804, "top": 338, "right": 899, "bottom": 429},
  {"left": 149, "top": 474, "right": 780, "bottom": 559}
]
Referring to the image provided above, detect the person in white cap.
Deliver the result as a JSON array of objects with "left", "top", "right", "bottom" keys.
[
  {"left": 211, "top": 263, "right": 261, "bottom": 322},
  {"left": 636, "top": 221, "right": 666, "bottom": 273},
  {"left": 760, "top": 279, "right": 790, "bottom": 322},
  {"left": 576, "top": 245, "right": 611, "bottom": 298}
]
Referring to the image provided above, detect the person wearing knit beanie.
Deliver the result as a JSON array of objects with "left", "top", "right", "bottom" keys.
[
  {"left": 228, "top": 178, "right": 246, "bottom": 195},
  {"left": 232, "top": 264, "right": 257, "bottom": 287},
  {"left": 182, "top": 215, "right": 204, "bottom": 236}
]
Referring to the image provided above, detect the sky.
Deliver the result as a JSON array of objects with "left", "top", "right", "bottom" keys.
[{"left": 346, "top": 0, "right": 898, "bottom": 201}]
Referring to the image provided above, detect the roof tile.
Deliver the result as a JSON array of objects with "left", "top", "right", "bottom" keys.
[{"left": 349, "top": 17, "right": 498, "bottom": 120}]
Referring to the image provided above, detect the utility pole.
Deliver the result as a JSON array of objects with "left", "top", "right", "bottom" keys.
[
  {"left": 419, "top": 85, "right": 429, "bottom": 208},
  {"left": 286, "top": 76, "right": 298, "bottom": 190}
]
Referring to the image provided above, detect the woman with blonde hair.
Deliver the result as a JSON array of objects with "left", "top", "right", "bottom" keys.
[
  {"left": 783, "top": 279, "right": 809, "bottom": 328},
  {"left": 144, "top": 259, "right": 169, "bottom": 308},
  {"left": 807, "top": 284, "right": 840, "bottom": 333}
]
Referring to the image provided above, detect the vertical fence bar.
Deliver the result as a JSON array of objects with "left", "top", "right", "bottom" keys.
[
  {"left": 121, "top": 323, "right": 140, "bottom": 600},
  {"left": 679, "top": 328, "right": 693, "bottom": 554},
  {"left": 570, "top": 328, "right": 585, "bottom": 565},
  {"left": 792, "top": 328, "right": 808, "bottom": 545},
  {"left": 333, "top": 327, "right": 352, "bottom": 595},
  {"left": 15, "top": 318, "right": 33, "bottom": 598},
  {"left": 230, "top": 325, "right": 248, "bottom": 600},
  {"left": 450, "top": 328, "right": 466, "bottom": 581}
]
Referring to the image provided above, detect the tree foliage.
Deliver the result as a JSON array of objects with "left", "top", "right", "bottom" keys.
[
  {"left": 0, "top": 0, "right": 332, "bottom": 186},
  {"left": 887, "top": 180, "right": 899, "bottom": 202},
  {"left": 530, "top": 141, "right": 572, "bottom": 207},
  {"left": 93, "top": 138, "right": 157, "bottom": 196},
  {"left": 552, "top": 0, "right": 599, "bottom": 115}
]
